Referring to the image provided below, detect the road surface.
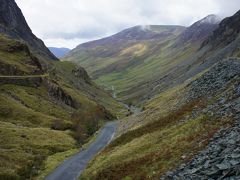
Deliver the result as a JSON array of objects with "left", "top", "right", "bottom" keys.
[{"left": 45, "top": 122, "right": 117, "bottom": 180}]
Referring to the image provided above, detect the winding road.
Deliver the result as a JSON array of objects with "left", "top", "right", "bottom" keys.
[{"left": 45, "top": 122, "right": 117, "bottom": 180}]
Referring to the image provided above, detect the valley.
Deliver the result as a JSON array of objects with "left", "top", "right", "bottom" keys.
[
  {"left": 66, "top": 9, "right": 240, "bottom": 180},
  {"left": 0, "top": 0, "right": 240, "bottom": 179},
  {"left": 64, "top": 16, "right": 221, "bottom": 104}
]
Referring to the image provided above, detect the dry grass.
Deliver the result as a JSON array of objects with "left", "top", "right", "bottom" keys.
[
  {"left": 108, "top": 99, "right": 204, "bottom": 150},
  {"left": 80, "top": 89, "right": 233, "bottom": 180},
  {"left": 81, "top": 113, "right": 232, "bottom": 180}
]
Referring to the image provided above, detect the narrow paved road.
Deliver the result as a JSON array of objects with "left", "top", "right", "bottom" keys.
[{"left": 45, "top": 122, "right": 117, "bottom": 180}]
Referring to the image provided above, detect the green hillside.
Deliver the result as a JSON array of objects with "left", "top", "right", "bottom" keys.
[
  {"left": 64, "top": 25, "right": 186, "bottom": 103},
  {"left": 64, "top": 19, "right": 222, "bottom": 104},
  {"left": 81, "top": 57, "right": 240, "bottom": 179},
  {"left": 65, "top": 13, "right": 240, "bottom": 107},
  {"left": 78, "top": 10, "right": 240, "bottom": 179},
  {"left": 0, "top": 33, "right": 126, "bottom": 179},
  {"left": 1, "top": 0, "right": 240, "bottom": 179}
]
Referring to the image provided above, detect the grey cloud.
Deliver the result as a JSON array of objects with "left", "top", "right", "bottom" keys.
[
  {"left": 43, "top": 28, "right": 108, "bottom": 40},
  {"left": 15, "top": 0, "right": 240, "bottom": 48}
]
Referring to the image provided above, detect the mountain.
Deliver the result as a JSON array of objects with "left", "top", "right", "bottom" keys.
[
  {"left": 202, "top": 10, "right": 240, "bottom": 50},
  {"left": 64, "top": 25, "right": 185, "bottom": 102},
  {"left": 65, "top": 25, "right": 185, "bottom": 75},
  {"left": 80, "top": 10, "right": 240, "bottom": 179},
  {"left": 0, "top": 1, "right": 127, "bottom": 179},
  {"left": 177, "top": 14, "right": 220, "bottom": 44},
  {"left": 1, "top": 0, "right": 240, "bottom": 179},
  {"left": 64, "top": 15, "right": 221, "bottom": 104},
  {"left": 48, "top": 47, "right": 71, "bottom": 58},
  {"left": 0, "top": 0, "right": 57, "bottom": 60}
]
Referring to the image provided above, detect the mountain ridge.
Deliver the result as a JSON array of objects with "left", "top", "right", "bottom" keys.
[
  {"left": 177, "top": 14, "right": 220, "bottom": 44},
  {"left": 64, "top": 14, "right": 223, "bottom": 104}
]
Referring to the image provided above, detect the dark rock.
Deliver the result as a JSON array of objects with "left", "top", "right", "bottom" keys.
[
  {"left": 0, "top": 0, "right": 57, "bottom": 60},
  {"left": 45, "top": 80, "right": 78, "bottom": 108},
  {"left": 229, "top": 160, "right": 240, "bottom": 166},
  {"left": 178, "top": 14, "right": 219, "bottom": 45},
  {"left": 216, "top": 163, "right": 231, "bottom": 170},
  {"left": 161, "top": 58, "right": 240, "bottom": 179},
  {"left": 0, "top": 40, "right": 43, "bottom": 76},
  {"left": 202, "top": 10, "right": 240, "bottom": 49},
  {"left": 72, "top": 67, "right": 91, "bottom": 84}
]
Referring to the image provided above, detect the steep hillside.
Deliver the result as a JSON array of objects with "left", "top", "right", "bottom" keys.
[
  {"left": 0, "top": 0, "right": 57, "bottom": 60},
  {"left": 202, "top": 10, "right": 240, "bottom": 52},
  {"left": 64, "top": 15, "right": 221, "bottom": 104},
  {"left": 81, "top": 57, "right": 240, "bottom": 179},
  {"left": 80, "top": 10, "right": 240, "bottom": 179},
  {"left": 0, "top": 33, "right": 126, "bottom": 179},
  {"left": 48, "top": 47, "right": 71, "bottom": 58},
  {"left": 177, "top": 14, "right": 219, "bottom": 44},
  {"left": 0, "top": 1, "right": 127, "bottom": 179}
]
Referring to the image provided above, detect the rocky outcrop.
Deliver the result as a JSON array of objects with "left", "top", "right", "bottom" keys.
[
  {"left": 202, "top": 10, "right": 240, "bottom": 48},
  {"left": 177, "top": 15, "right": 219, "bottom": 45},
  {"left": 45, "top": 80, "right": 78, "bottom": 108},
  {"left": 162, "top": 58, "right": 240, "bottom": 179},
  {"left": 45, "top": 79, "right": 116, "bottom": 119},
  {"left": 163, "top": 125, "right": 240, "bottom": 180},
  {"left": 186, "top": 58, "right": 240, "bottom": 100},
  {"left": 0, "top": 38, "right": 44, "bottom": 76},
  {"left": 72, "top": 67, "right": 91, "bottom": 84},
  {"left": 0, "top": 0, "right": 57, "bottom": 60}
]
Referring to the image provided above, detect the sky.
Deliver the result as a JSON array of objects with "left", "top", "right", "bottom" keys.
[{"left": 15, "top": 0, "right": 240, "bottom": 49}]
